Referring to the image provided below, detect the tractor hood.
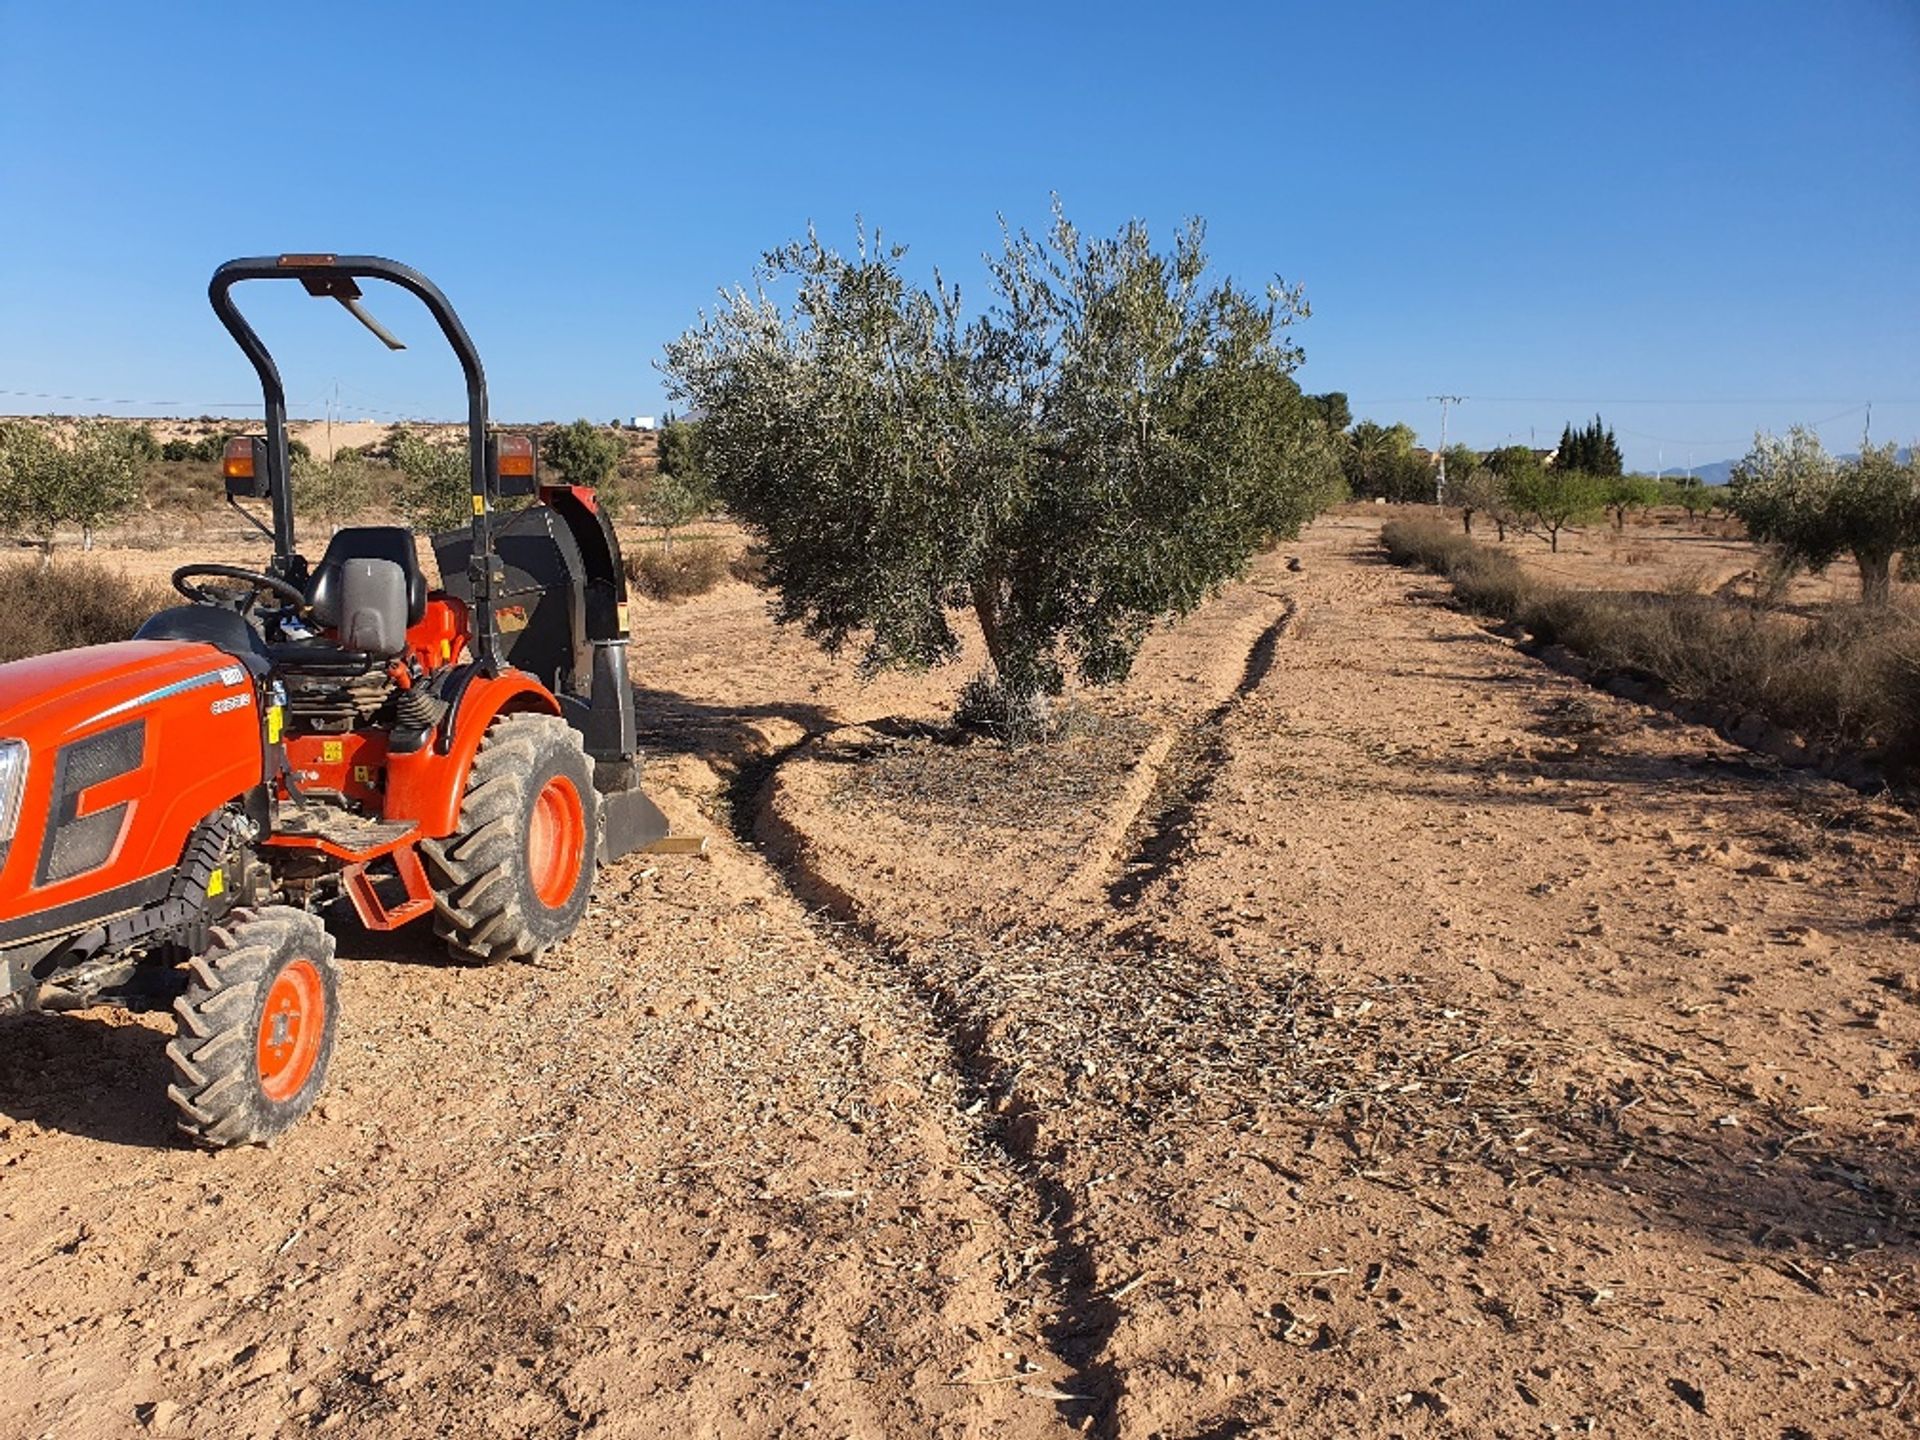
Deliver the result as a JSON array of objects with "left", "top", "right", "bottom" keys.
[
  {"left": 0, "top": 642, "right": 250, "bottom": 741},
  {"left": 0, "top": 641, "right": 270, "bottom": 935}
]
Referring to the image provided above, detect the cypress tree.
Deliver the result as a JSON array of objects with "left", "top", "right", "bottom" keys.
[{"left": 1599, "top": 423, "right": 1623, "bottom": 476}]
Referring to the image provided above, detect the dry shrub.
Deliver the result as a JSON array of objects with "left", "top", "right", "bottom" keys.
[
  {"left": 0, "top": 561, "right": 173, "bottom": 663},
  {"left": 1662, "top": 564, "right": 1713, "bottom": 597},
  {"left": 1381, "top": 516, "right": 1920, "bottom": 774},
  {"left": 1525, "top": 592, "right": 1920, "bottom": 763},
  {"left": 1383, "top": 518, "right": 1534, "bottom": 617},
  {"left": 1380, "top": 517, "right": 1476, "bottom": 573},
  {"left": 1448, "top": 545, "right": 1535, "bottom": 618},
  {"left": 623, "top": 539, "right": 727, "bottom": 602},
  {"left": 728, "top": 544, "right": 769, "bottom": 586}
]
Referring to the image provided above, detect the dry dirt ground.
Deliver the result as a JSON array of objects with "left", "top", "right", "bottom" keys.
[{"left": 2, "top": 514, "right": 1917, "bottom": 1438}]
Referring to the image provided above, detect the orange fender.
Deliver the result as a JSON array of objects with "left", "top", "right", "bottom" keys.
[{"left": 383, "top": 669, "right": 559, "bottom": 838}]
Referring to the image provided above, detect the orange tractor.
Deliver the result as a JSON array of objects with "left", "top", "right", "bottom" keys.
[{"left": 0, "top": 255, "right": 672, "bottom": 1146}]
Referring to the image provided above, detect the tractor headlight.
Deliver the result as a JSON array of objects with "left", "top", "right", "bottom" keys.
[{"left": 0, "top": 740, "right": 28, "bottom": 844}]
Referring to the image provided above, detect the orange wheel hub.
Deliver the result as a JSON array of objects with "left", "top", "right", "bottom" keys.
[
  {"left": 527, "top": 774, "right": 585, "bottom": 908},
  {"left": 256, "top": 959, "right": 325, "bottom": 1104}
]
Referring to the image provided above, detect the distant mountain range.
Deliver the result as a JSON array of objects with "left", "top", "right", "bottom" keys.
[{"left": 1660, "top": 446, "right": 1910, "bottom": 488}]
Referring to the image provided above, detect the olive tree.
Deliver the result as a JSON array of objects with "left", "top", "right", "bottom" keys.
[
  {"left": 1510, "top": 467, "right": 1605, "bottom": 552},
  {"left": 663, "top": 208, "right": 1341, "bottom": 730},
  {"left": 1603, "top": 473, "right": 1662, "bottom": 530},
  {"left": 1730, "top": 429, "right": 1918, "bottom": 603},
  {"left": 543, "top": 418, "right": 626, "bottom": 489},
  {"left": 1453, "top": 466, "right": 1507, "bottom": 537},
  {"left": 1832, "top": 443, "right": 1919, "bottom": 603},
  {"left": 390, "top": 428, "right": 470, "bottom": 532},
  {"left": 648, "top": 417, "right": 713, "bottom": 548},
  {"left": 292, "top": 451, "right": 379, "bottom": 540},
  {"left": 0, "top": 419, "right": 144, "bottom": 564},
  {"left": 1664, "top": 475, "right": 1711, "bottom": 525}
]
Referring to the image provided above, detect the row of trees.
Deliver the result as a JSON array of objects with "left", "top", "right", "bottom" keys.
[
  {"left": 0, "top": 412, "right": 709, "bottom": 557},
  {"left": 1336, "top": 411, "right": 1630, "bottom": 504},
  {"left": 1554, "top": 416, "right": 1624, "bottom": 477},
  {"left": 1449, "top": 449, "right": 1716, "bottom": 552},
  {"left": 1436, "top": 423, "right": 1918, "bottom": 603},
  {"left": 0, "top": 420, "right": 145, "bottom": 564}
]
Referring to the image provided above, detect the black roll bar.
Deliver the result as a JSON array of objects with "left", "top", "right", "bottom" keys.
[{"left": 208, "top": 254, "right": 505, "bottom": 671}]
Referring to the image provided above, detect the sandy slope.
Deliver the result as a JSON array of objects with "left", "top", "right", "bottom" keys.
[{"left": 1, "top": 513, "right": 1915, "bottom": 1437}]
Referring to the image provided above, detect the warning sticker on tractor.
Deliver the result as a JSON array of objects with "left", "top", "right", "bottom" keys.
[{"left": 322, "top": 740, "right": 344, "bottom": 764}]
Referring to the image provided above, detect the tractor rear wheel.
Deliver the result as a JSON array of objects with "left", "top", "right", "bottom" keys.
[
  {"left": 420, "top": 713, "right": 599, "bottom": 965},
  {"left": 166, "top": 906, "right": 338, "bottom": 1148}
]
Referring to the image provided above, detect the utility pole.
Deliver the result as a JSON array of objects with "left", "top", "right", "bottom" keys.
[{"left": 1428, "top": 395, "right": 1465, "bottom": 502}]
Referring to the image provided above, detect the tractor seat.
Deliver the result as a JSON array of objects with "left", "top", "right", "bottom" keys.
[
  {"left": 307, "top": 527, "right": 427, "bottom": 629},
  {"left": 267, "top": 528, "right": 427, "bottom": 671}
]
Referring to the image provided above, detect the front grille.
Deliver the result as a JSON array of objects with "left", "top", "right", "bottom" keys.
[{"left": 36, "top": 720, "right": 145, "bottom": 886}]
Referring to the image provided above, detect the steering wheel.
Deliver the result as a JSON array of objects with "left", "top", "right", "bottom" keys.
[{"left": 172, "top": 563, "right": 308, "bottom": 615}]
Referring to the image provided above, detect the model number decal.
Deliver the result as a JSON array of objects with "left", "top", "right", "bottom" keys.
[{"left": 210, "top": 693, "right": 253, "bottom": 715}]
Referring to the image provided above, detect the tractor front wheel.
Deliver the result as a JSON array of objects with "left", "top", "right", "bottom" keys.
[
  {"left": 167, "top": 906, "right": 338, "bottom": 1148},
  {"left": 420, "top": 713, "right": 599, "bottom": 965}
]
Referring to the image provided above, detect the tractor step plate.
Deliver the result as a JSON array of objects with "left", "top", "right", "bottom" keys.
[{"left": 267, "top": 808, "right": 420, "bottom": 863}]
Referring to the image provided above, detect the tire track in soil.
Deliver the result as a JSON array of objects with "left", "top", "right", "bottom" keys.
[
  {"left": 1105, "top": 598, "right": 1296, "bottom": 911},
  {"left": 712, "top": 593, "right": 1303, "bottom": 1434},
  {"left": 714, "top": 736, "right": 1116, "bottom": 1426}
]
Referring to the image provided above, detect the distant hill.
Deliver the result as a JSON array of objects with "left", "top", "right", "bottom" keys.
[
  {"left": 1679, "top": 458, "right": 1737, "bottom": 487},
  {"left": 1665, "top": 445, "right": 1909, "bottom": 488}
]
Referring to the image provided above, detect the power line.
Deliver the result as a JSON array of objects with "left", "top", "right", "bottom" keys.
[
  {"left": 0, "top": 385, "right": 454, "bottom": 424},
  {"left": 0, "top": 386, "right": 303, "bottom": 410}
]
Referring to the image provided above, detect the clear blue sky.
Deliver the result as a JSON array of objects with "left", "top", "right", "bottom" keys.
[{"left": 3, "top": 0, "right": 1916, "bottom": 471}]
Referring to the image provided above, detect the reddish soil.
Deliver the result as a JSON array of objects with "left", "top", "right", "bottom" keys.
[{"left": 2, "top": 513, "right": 1916, "bottom": 1437}]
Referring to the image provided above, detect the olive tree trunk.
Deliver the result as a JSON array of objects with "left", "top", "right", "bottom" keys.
[
  {"left": 968, "top": 578, "right": 1050, "bottom": 737},
  {"left": 1856, "top": 547, "right": 1893, "bottom": 605}
]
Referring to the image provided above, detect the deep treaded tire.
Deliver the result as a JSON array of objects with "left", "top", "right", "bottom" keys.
[
  {"left": 167, "top": 906, "right": 338, "bottom": 1149},
  {"left": 419, "top": 713, "right": 598, "bottom": 965}
]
